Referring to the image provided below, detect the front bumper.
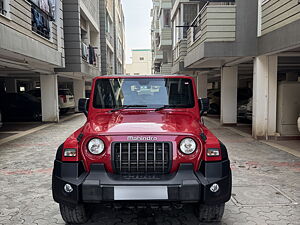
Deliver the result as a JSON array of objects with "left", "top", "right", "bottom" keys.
[{"left": 52, "top": 161, "right": 231, "bottom": 205}]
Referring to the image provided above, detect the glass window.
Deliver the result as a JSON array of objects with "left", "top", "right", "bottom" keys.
[{"left": 93, "top": 78, "right": 195, "bottom": 109}]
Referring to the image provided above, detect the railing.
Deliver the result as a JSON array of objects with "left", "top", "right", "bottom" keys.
[
  {"left": 106, "top": 32, "right": 114, "bottom": 46},
  {"left": 190, "top": 1, "right": 235, "bottom": 42},
  {"left": 187, "top": 1, "right": 236, "bottom": 49},
  {"left": 190, "top": 2, "right": 209, "bottom": 42},
  {"left": 173, "top": 39, "right": 187, "bottom": 63},
  {"left": 81, "top": 42, "right": 98, "bottom": 66},
  {"left": 0, "top": 0, "right": 7, "bottom": 16}
]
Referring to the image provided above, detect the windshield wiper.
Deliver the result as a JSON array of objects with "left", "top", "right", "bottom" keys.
[
  {"left": 110, "top": 105, "right": 148, "bottom": 112},
  {"left": 155, "top": 105, "right": 178, "bottom": 111}
]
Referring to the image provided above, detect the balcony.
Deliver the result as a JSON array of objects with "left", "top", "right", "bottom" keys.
[
  {"left": 187, "top": 2, "right": 236, "bottom": 50},
  {"left": 172, "top": 39, "right": 187, "bottom": 73},
  {"left": 161, "top": 63, "right": 172, "bottom": 74},
  {"left": 154, "top": 50, "right": 163, "bottom": 62},
  {"left": 173, "top": 39, "right": 187, "bottom": 63},
  {"left": 31, "top": 2, "right": 54, "bottom": 40},
  {"left": 159, "top": 27, "right": 172, "bottom": 49},
  {"left": 184, "top": 1, "right": 236, "bottom": 69}
]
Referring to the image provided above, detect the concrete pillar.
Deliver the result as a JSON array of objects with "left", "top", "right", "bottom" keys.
[
  {"left": 40, "top": 74, "right": 59, "bottom": 122},
  {"left": 220, "top": 66, "right": 238, "bottom": 125},
  {"left": 73, "top": 79, "right": 86, "bottom": 112},
  {"left": 196, "top": 73, "right": 207, "bottom": 98},
  {"left": 5, "top": 78, "right": 17, "bottom": 93},
  {"left": 252, "top": 55, "right": 278, "bottom": 139}
]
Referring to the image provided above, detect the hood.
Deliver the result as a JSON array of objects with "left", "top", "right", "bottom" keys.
[{"left": 84, "top": 111, "right": 202, "bottom": 136}]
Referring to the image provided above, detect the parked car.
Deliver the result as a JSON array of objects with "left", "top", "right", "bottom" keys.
[
  {"left": 0, "top": 109, "right": 2, "bottom": 128},
  {"left": 208, "top": 88, "right": 252, "bottom": 116},
  {"left": 0, "top": 93, "right": 41, "bottom": 121},
  {"left": 298, "top": 114, "right": 300, "bottom": 132},
  {"left": 238, "top": 97, "right": 252, "bottom": 122},
  {"left": 27, "top": 88, "right": 75, "bottom": 113},
  {"left": 52, "top": 75, "right": 232, "bottom": 224},
  {"left": 207, "top": 89, "right": 220, "bottom": 114}
]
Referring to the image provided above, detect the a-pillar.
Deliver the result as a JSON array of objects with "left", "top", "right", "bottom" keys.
[
  {"left": 220, "top": 66, "right": 238, "bottom": 125},
  {"left": 196, "top": 72, "right": 207, "bottom": 98},
  {"left": 252, "top": 55, "right": 278, "bottom": 139},
  {"left": 40, "top": 74, "right": 59, "bottom": 122},
  {"left": 73, "top": 79, "right": 86, "bottom": 112}
]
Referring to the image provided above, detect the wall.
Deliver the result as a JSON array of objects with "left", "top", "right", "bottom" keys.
[
  {"left": 0, "top": 0, "right": 64, "bottom": 67},
  {"left": 261, "top": 0, "right": 300, "bottom": 35},
  {"left": 125, "top": 50, "right": 152, "bottom": 75},
  {"left": 187, "top": 5, "right": 236, "bottom": 52}
]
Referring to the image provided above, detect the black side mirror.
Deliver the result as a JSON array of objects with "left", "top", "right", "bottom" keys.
[
  {"left": 78, "top": 98, "right": 89, "bottom": 116},
  {"left": 199, "top": 98, "right": 209, "bottom": 116}
]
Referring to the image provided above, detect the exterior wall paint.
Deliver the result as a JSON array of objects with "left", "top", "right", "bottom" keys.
[
  {"left": 0, "top": 0, "right": 64, "bottom": 67},
  {"left": 261, "top": 0, "right": 300, "bottom": 35},
  {"left": 187, "top": 5, "right": 236, "bottom": 52},
  {"left": 125, "top": 50, "right": 152, "bottom": 75}
]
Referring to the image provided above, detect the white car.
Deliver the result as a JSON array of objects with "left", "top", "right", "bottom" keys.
[
  {"left": 58, "top": 89, "right": 75, "bottom": 113},
  {"left": 27, "top": 89, "right": 75, "bottom": 114}
]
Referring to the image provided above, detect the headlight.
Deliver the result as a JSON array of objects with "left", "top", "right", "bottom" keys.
[
  {"left": 87, "top": 138, "right": 105, "bottom": 155},
  {"left": 180, "top": 138, "right": 197, "bottom": 154}
]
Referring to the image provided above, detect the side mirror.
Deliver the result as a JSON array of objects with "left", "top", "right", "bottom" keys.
[
  {"left": 198, "top": 98, "right": 209, "bottom": 116},
  {"left": 78, "top": 98, "right": 89, "bottom": 116}
]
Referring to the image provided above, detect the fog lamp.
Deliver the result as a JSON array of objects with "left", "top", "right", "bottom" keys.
[
  {"left": 64, "top": 184, "right": 73, "bottom": 193},
  {"left": 210, "top": 183, "right": 219, "bottom": 193}
]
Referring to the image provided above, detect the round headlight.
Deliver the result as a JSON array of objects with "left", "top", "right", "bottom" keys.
[
  {"left": 180, "top": 138, "right": 197, "bottom": 155},
  {"left": 87, "top": 138, "right": 105, "bottom": 155}
]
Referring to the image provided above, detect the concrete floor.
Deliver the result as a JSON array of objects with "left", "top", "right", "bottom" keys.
[{"left": 0, "top": 115, "right": 299, "bottom": 225}]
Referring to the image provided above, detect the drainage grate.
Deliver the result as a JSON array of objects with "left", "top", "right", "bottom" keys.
[{"left": 231, "top": 185, "right": 297, "bottom": 207}]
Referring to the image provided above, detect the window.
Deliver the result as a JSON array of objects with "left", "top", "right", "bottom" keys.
[
  {"left": 31, "top": 1, "right": 53, "bottom": 39},
  {"left": 163, "top": 9, "right": 170, "bottom": 27},
  {"left": 140, "top": 57, "right": 144, "bottom": 61},
  {"left": 0, "top": 0, "right": 9, "bottom": 17},
  {"left": 93, "top": 78, "right": 195, "bottom": 109}
]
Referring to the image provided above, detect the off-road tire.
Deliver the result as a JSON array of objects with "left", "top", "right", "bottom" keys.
[
  {"left": 59, "top": 203, "right": 89, "bottom": 224},
  {"left": 195, "top": 203, "right": 225, "bottom": 222}
]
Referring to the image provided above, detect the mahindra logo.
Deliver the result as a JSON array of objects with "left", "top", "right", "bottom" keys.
[{"left": 127, "top": 136, "right": 158, "bottom": 141}]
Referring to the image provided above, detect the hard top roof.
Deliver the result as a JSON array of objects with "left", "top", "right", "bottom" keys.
[{"left": 93, "top": 74, "right": 193, "bottom": 80}]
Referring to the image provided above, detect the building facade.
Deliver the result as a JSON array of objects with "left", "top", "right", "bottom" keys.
[
  {"left": 0, "top": 0, "right": 125, "bottom": 123},
  {"left": 0, "top": 0, "right": 65, "bottom": 122},
  {"left": 151, "top": 0, "right": 173, "bottom": 74},
  {"left": 99, "top": 0, "right": 125, "bottom": 75},
  {"left": 168, "top": 0, "right": 300, "bottom": 139},
  {"left": 125, "top": 49, "right": 152, "bottom": 75}
]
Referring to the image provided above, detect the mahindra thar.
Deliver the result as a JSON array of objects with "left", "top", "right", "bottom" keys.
[{"left": 52, "top": 75, "right": 232, "bottom": 224}]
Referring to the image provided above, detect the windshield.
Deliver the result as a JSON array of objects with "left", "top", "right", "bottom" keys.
[{"left": 93, "top": 78, "right": 195, "bottom": 109}]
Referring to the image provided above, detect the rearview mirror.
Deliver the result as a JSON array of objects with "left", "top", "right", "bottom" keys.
[
  {"left": 78, "top": 98, "right": 89, "bottom": 116},
  {"left": 199, "top": 98, "right": 209, "bottom": 116}
]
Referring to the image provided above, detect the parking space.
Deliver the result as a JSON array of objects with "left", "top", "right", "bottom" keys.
[
  {"left": 0, "top": 115, "right": 299, "bottom": 225},
  {"left": 0, "top": 75, "right": 88, "bottom": 127}
]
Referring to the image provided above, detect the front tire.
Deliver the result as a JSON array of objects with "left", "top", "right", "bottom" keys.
[
  {"left": 195, "top": 203, "right": 225, "bottom": 222},
  {"left": 59, "top": 203, "right": 89, "bottom": 224}
]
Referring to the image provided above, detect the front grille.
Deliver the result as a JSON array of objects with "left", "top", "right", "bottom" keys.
[{"left": 112, "top": 142, "right": 172, "bottom": 174}]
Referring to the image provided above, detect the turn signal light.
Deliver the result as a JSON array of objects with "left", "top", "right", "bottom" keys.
[
  {"left": 64, "top": 148, "right": 77, "bottom": 157},
  {"left": 207, "top": 148, "right": 220, "bottom": 157}
]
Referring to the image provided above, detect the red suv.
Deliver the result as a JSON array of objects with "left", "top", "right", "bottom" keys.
[{"left": 52, "top": 75, "right": 232, "bottom": 224}]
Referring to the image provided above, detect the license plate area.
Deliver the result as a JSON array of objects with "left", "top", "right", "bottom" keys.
[{"left": 114, "top": 186, "right": 168, "bottom": 200}]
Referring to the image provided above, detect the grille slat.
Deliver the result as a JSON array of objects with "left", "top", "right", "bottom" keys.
[{"left": 113, "top": 142, "right": 171, "bottom": 174}]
